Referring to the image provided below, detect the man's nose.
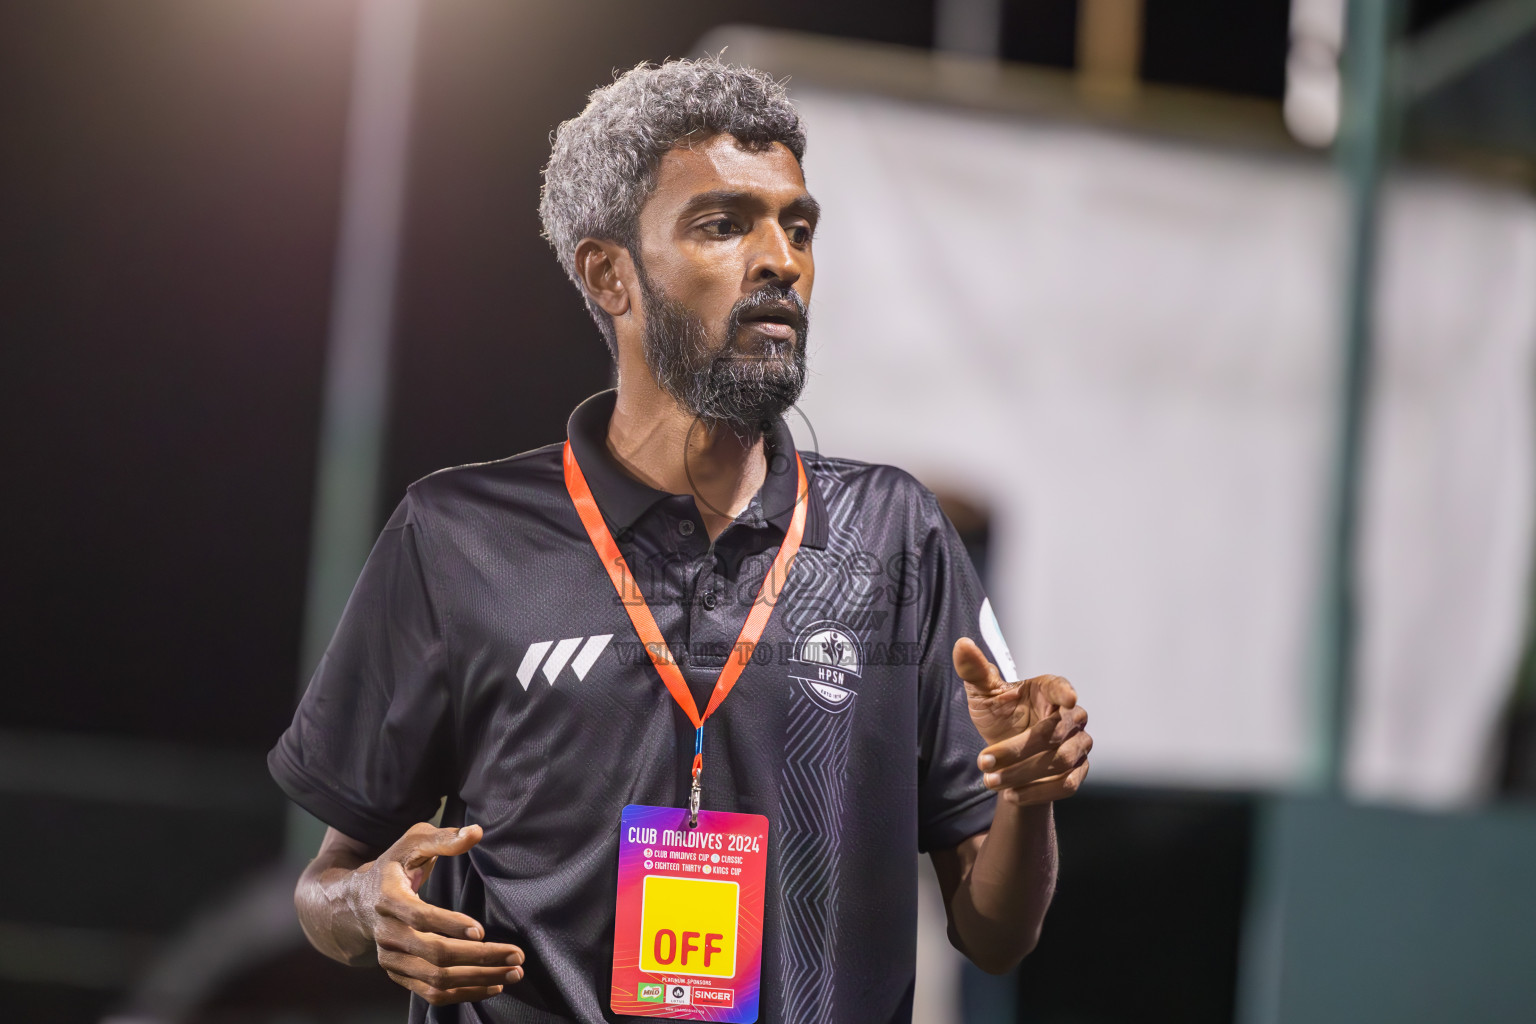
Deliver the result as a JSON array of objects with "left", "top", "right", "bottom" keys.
[{"left": 746, "top": 222, "right": 804, "bottom": 289}]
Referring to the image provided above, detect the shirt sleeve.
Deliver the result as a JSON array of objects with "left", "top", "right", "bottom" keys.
[
  {"left": 267, "top": 493, "right": 455, "bottom": 851},
  {"left": 914, "top": 489, "right": 1001, "bottom": 854}
]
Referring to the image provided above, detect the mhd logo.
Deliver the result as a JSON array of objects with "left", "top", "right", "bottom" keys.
[
  {"left": 637, "top": 983, "right": 664, "bottom": 1003},
  {"left": 788, "top": 619, "right": 862, "bottom": 713}
]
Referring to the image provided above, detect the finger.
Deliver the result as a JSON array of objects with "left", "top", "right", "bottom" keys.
[
  {"left": 977, "top": 713, "right": 1062, "bottom": 772},
  {"left": 952, "top": 637, "right": 1006, "bottom": 695},
  {"left": 986, "top": 729, "right": 1091, "bottom": 790},
  {"left": 378, "top": 950, "right": 523, "bottom": 990},
  {"left": 999, "top": 759, "right": 1090, "bottom": 806},
  {"left": 387, "top": 971, "right": 507, "bottom": 1006},
  {"left": 983, "top": 731, "right": 1092, "bottom": 790},
  {"left": 1045, "top": 705, "right": 1088, "bottom": 746},
  {"left": 1034, "top": 675, "right": 1077, "bottom": 710},
  {"left": 1021, "top": 674, "right": 1071, "bottom": 720},
  {"left": 377, "top": 875, "right": 489, "bottom": 941},
  {"left": 375, "top": 918, "right": 525, "bottom": 967}
]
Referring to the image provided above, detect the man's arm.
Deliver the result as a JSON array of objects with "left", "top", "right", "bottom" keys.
[
  {"left": 295, "top": 822, "right": 526, "bottom": 1006},
  {"left": 932, "top": 637, "right": 1091, "bottom": 974},
  {"left": 931, "top": 806, "right": 1057, "bottom": 974}
]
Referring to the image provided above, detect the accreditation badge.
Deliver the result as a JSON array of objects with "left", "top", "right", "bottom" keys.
[{"left": 611, "top": 804, "right": 769, "bottom": 1021}]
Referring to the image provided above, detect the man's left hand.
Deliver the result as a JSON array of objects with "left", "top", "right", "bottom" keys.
[{"left": 953, "top": 637, "right": 1091, "bottom": 805}]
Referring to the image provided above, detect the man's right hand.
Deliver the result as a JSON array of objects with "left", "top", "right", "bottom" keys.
[
  {"left": 353, "top": 822, "right": 524, "bottom": 1005},
  {"left": 296, "top": 822, "right": 524, "bottom": 1006}
]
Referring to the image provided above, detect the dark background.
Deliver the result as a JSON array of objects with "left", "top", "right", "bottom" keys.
[
  {"left": 1, "top": 0, "right": 1301, "bottom": 752},
  {"left": 0, "top": 1, "right": 1506, "bottom": 1022}
]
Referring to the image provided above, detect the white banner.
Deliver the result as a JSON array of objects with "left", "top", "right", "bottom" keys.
[{"left": 793, "top": 88, "right": 1536, "bottom": 804}]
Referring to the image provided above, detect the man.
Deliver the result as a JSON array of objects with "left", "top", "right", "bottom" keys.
[{"left": 269, "top": 57, "right": 1091, "bottom": 1024}]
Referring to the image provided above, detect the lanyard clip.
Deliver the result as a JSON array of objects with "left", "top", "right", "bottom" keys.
[{"left": 688, "top": 726, "right": 704, "bottom": 827}]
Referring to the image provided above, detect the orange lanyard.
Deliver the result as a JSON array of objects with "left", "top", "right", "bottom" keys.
[{"left": 562, "top": 439, "right": 808, "bottom": 824}]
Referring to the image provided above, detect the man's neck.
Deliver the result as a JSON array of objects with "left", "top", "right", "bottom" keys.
[{"left": 606, "top": 374, "right": 766, "bottom": 543}]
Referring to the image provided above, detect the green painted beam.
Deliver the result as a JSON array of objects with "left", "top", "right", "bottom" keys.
[
  {"left": 1312, "top": 0, "right": 1401, "bottom": 794},
  {"left": 286, "top": 0, "right": 420, "bottom": 863}
]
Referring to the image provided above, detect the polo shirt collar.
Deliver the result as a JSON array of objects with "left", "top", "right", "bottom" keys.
[{"left": 565, "top": 389, "right": 827, "bottom": 549}]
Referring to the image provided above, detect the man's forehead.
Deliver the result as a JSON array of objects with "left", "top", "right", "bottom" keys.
[{"left": 650, "top": 134, "right": 807, "bottom": 210}]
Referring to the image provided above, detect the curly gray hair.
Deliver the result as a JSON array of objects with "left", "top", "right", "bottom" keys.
[{"left": 539, "top": 56, "right": 806, "bottom": 355}]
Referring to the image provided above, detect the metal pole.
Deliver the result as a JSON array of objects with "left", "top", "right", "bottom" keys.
[
  {"left": 287, "top": 0, "right": 421, "bottom": 861},
  {"left": 1397, "top": 0, "right": 1536, "bottom": 103},
  {"left": 1315, "top": 0, "right": 1398, "bottom": 793}
]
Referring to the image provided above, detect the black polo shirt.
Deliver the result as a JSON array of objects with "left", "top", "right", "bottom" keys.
[{"left": 269, "top": 389, "right": 1005, "bottom": 1024}]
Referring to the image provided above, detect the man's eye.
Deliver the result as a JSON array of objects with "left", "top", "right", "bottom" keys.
[
  {"left": 788, "top": 225, "right": 811, "bottom": 245},
  {"left": 703, "top": 218, "right": 741, "bottom": 236}
]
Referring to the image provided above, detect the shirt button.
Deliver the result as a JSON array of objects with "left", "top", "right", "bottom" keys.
[
  {"left": 678, "top": 520, "right": 695, "bottom": 536},
  {"left": 701, "top": 589, "right": 718, "bottom": 610}
]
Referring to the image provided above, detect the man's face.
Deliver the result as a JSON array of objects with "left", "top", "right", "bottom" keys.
[{"left": 631, "top": 133, "right": 818, "bottom": 433}]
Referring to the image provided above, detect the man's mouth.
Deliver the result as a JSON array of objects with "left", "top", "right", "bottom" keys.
[{"left": 736, "top": 303, "right": 803, "bottom": 342}]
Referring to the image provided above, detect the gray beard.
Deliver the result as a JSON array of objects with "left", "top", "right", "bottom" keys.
[{"left": 636, "top": 263, "right": 808, "bottom": 437}]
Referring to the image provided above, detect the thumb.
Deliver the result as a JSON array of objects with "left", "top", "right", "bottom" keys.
[
  {"left": 952, "top": 637, "right": 1005, "bottom": 695},
  {"left": 397, "top": 823, "right": 483, "bottom": 875}
]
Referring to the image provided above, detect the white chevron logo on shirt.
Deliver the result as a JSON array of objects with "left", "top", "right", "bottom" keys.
[{"left": 516, "top": 634, "right": 613, "bottom": 689}]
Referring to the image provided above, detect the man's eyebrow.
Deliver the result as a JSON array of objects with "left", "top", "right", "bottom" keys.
[
  {"left": 676, "top": 189, "right": 755, "bottom": 218},
  {"left": 787, "top": 193, "right": 822, "bottom": 225},
  {"left": 676, "top": 189, "right": 822, "bottom": 224}
]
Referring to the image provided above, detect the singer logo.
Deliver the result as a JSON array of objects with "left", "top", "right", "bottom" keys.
[
  {"left": 516, "top": 634, "right": 612, "bottom": 689},
  {"left": 693, "top": 988, "right": 734, "bottom": 1007}
]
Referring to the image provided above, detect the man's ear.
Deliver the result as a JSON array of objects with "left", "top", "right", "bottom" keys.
[{"left": 574, "top": 239, "right": 634, "bottom": 318}]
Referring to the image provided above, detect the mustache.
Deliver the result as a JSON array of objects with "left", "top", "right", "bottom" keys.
[{"left": 727, "top": 286, "right": 809, "bottom": 339}]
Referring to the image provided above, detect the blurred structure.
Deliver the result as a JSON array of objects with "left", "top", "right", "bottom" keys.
[{"left": 1286, "top": 0, "right": 1347, "bottom": 145}]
